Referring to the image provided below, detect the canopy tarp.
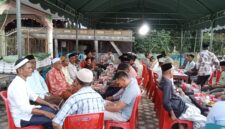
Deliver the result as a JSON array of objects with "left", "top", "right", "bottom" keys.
[{"left": 28, "top": 0, "right": 225, "bottom": 30}]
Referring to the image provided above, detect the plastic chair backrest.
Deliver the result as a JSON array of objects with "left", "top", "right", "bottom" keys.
[
  {"left": 136, "top": 77, "right": 143, "bottom": 86},
  {"left": 0, "top": 91, "right": 17, "bottom": 129},
  {"left": 64, "top": 112, "right": 104, "bottom": 129},
  {"left": 216, "top": 70, "right": 222, "bottom": 84},
  {"left": 146, "top": 69, "right": 153, "bottom": 94},
  {"left": 205, "top": 123, "right": 225, "bottom": 129},
  {"left": 129, "top": 95, "right": 142, "bottom": 127},
  {"left": 142, "top": 64, "right": 149, "bottom": 87},
  {"left": 208, "top": 71, "right": 216, "bottom": 85},
  {"left": 80, "top": 60, "right": 86, "bottom": 68}
]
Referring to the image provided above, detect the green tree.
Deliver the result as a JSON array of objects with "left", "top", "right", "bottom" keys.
[{"left": 133, "top": 29, "right": 179, "bottom": 54}]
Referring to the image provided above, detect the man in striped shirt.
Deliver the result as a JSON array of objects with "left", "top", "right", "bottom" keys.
[{"left": 52, "top": 68, "right": 104, "bottom": 129}]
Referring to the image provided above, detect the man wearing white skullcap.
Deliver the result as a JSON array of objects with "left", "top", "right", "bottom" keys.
[
  {"left": 25, "top": 55, "right": 62, "bottom": 105},
  {"left": 53, "top": 68, "right": 104, "bottom": 129},
  {"left": 7, "top": 58, "right": 59, "bottom": 129},
  {"left": 46, "top": 58, "right": 78, "bottom": 100}
]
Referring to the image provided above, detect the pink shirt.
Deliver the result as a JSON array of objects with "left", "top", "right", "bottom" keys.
[
  {"left": 129, "top": 66, "right": 138, "bottom": 78},
  {"left": 46, "top": 67, "right": 70, "bottom": 96}
]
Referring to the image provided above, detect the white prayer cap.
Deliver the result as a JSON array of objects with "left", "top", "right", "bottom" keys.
[
  {"left": 76, "top": 68, "right": 93, "bottom": 83},
  {"left": 164, "top": 57, "right": 174, "bottom": 64},
  {"left": 15, "top": 58, "right": 29, "bottom": 70},
  {"left": 158, "top": 57, "right": 165, "bottom": 63},
  {"left": 52, "top": 57, "right": 61, "bottom": 64}
]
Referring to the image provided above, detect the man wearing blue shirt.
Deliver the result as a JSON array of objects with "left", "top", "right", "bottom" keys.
[
  {"left": 207, "top": 100, "right": 225, "bottom": 126},
  {"left": 104, "top": 71, "right": 141, "bottom": 121}
]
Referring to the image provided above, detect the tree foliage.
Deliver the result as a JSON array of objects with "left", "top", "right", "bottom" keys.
[
  {"left": 133, "top": 29, "right": 225, "bottom": 55},
  {"left": 133, "top": 30, "right": 180, "bottom": 54}
]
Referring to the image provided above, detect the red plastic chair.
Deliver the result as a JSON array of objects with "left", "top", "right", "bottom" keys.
[
  {"left": 0, "top": 91, "right": 44, "bottom": 129},
  {"left": 105, "top": 95, "right": 142, "bottom": 129},
  {"left": 155, "top": 89, "right": 193, "bottom": 129},
  {"left": 145, "top": 69, "right": 153, "bottom": 96},
  {"left": 64, "top": 112, "right": 104, "bottom": 129},
  {"left": 154, "top": 87, "right": 163, "bottom": 119},
  {"left": 215, "top": 70, "right": 222, "bottom": 84},
  {"left": 136, "top": 77, "right": 143, "bottom": 86},
  {"left": 79, "top": 60, "right": 86, "bottom": 68},
  {"left": 160, "top": 108, "right": 193, "bottom": 129},
  {"left": 149, "top": 73, "right": 158, "bottom": 101},
  {"left": 208, "top": 70, "right": 222, "bottom": 86},
  {"left": 142, "top": 64, "right": 149, "bottom": 88}
]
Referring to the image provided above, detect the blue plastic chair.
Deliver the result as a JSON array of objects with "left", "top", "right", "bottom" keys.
[{"left": 205, "top": 123, "right": 225, "bottom": 129}]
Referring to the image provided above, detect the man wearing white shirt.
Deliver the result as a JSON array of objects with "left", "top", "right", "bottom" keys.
[
  {"left": 8, "top": 58, "right": 59, "bottom": 129},
  {"left": 25, "top": 55, "right": 62, "bottom": 105},
  {"left": 153, "top": 55, "right": 165, "bottom": 82},
  {"left": 67, "top": 52, "right": 78, "bottom": 80},
  {"left": 25, "top": 55, "right": 49, "bottom": 98},
  {"left": 184, "top": 54, "right": 196, "bottom": 74},
  {"left": 60, "top": 56, "right": 73, "bottom": 85}
]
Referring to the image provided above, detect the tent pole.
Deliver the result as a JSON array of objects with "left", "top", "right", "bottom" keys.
[
  {"left": 200, "top": 30, "right": 203, "bottom": 51},
  {"left": 75, "top": 18, "right": 79, "bottom": 52},
  {"left": 210, "top": 20, "right": 214, "bottom": 51},
  {"left": 180, "top": 29, "right": 183, "bottom": 67},
  {"left": 194, "top": 30, "right": 197, "bottom": 52},
  {"left": 16, "top": 0, "right": 22, "bottom": 58}
]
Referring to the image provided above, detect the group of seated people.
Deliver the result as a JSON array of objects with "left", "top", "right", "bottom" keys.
[
  {"left": 7, "top": 50, "right": 142, "bottom": 129},
  {"left": 8, "top": 47, "right": 225, "bottom": 129},
  {"left": 141, "top": 49, "right": 225, "bottom": 128}
]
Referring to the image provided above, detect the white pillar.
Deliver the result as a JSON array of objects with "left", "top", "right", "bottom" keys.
[
  {"left": 43, "top": 16, "right": 53, "bottom": 58},
  {"left": 47, "top": 28, "right": 53, "bottom": 57},
  {"left": 54, "top": 38, "right": 58, "bottom": 57},
  {"left": 0, "top": 30, "right": 6, "bottom": 56}
]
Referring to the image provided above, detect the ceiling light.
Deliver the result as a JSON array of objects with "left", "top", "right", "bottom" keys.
[{"left": 138, "top": 23, "right": 150, "bottom": 35}]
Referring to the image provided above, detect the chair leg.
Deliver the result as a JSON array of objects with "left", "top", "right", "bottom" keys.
[{"left": 105, "top": 124, "right": 111, "bottom": 129}]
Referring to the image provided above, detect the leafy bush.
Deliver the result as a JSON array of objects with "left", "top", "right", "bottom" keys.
[
  {"left": 2, "top": 55, "right": 18, "bottom": 63},
  {"left": 33, "top": 53, "right": 50, "bottom": 61}
]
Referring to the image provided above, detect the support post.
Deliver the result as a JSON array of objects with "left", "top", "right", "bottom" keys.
[
  {"left": 194, "top": 30, "right": 197, "bottom": 53},
  {"left": 43, "top": 15, "right": 53, "bottom": 58},
  {"left": 180, "top": 29, "right": 183, "bottom": 66},
  {"left": 27, "top": 30, "right": 30, "bottom": 54},
  {"left": 94, "top": 28, "right": 98, "bottom": 61},
  {"left": 210, "top": 20, "right": 214, "bottom": 51},
  {"left": 54, "top": 39, "right": 58, "bottom": 57},
  {"left": 47, "top": 25, "right": 53, "bottom": 57},
  {"left": 94, "top": 40, "right": 98, "bottom": 61},
  {"left": 75, "top": 19, "right": 79, "bottom": 52},
  {"left": 16, "top": 0, "right": 22, "bottom": 58},
  {"left": 200, "top": 30, "right": 203, "bottom": 51}
]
